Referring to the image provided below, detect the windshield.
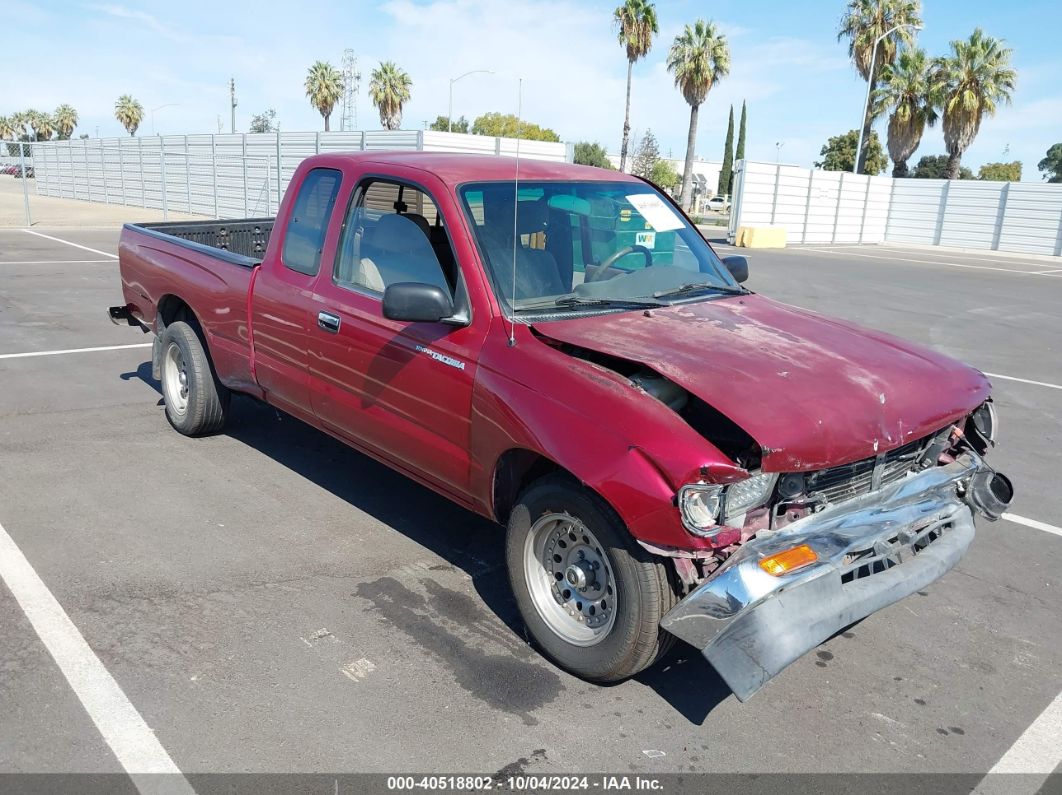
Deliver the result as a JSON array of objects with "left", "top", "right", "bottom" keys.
[{"left": 458, "top": 180, "right": 740, "bottom": 314}]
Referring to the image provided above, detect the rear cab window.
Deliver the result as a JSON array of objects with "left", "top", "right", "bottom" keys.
[{"left": 282, "top": 168, "right": 342, "bottom": 275}]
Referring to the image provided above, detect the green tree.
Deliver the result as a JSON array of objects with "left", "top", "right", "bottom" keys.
[
  {"left": 732, "top": 100, "right": 747, "bottom": 194},
  {"left": 909, "top": 154, "right": 973, "bottom": 179},
  {"left": 650, "top": 159, "right": 680, "bottom": 190},
  {"left": 0, "top": 116, "right": 14, "bottom": 140},
  {"left": 872, "top": 47, "right": 937, "bottom": 177},
  {"left": 667, "top": 19, "right": 730, "bottom": 210},
  {"left": 114, "top": 95, "right": 144, "bottom": 137},
  {"left": 573, "top": 141, "right": 614, "bottom": 169},
  {"left": 369, "top": 61, "right": 413, "bottom": 130},
  {"left": 838, "top": 0, "right": 921, "bottom": 174},
  {"left": 614, "top": 0, "right": 658, "bottom": 172},
  {"left": 631, "top": 129, "right": 660, "bottom": 179},
  {"left": 249, "top": 108, "right": 277, "bottom": 133},
  {"left": 471, "top": 112, "right": 560, "bottom": 142},
  {"left": 305, "top": 61, "right": 344, "bottom": 131},
  {"left": 815, "top": 129, "right": 888, "bottom": 174},
  {"left": 53, "top": 104, "right": 79, "bottom": 140},
  {"left": 932, "top": 29, "right": 1016, "bottom": 179},
  {"left": 430, "top": 115, "right": 468, "bottom": 133},
  {"left": 1038, "top": 143, "right": 1062, "bottom": 183},
  {"left": 717, "top": 105, "right": 734, "bottom": 197},
  {"left": 977, "top": 161, "right": 1021, "bottom": 181}
]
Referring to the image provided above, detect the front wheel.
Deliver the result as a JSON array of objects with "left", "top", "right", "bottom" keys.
[
  {"left": 505, "top": 475, "right": 677, "bottom": 682},
  {"left": 160, "top": 320, "right": 229, "bottom": 436}
]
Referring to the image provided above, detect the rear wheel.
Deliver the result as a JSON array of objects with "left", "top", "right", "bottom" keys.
[
  {"left": 160, "top": 320, "right": 229, "bottom": 436},
  {"left": 505, "top": 475, "right": 677, "bottom": 682}
]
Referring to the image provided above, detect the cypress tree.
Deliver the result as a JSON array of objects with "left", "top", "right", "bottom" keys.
[
  {"left": 717, "top": 105, "right": 734, "bottom": 197},
  {"left": 730, "top": 101, "right": 747, "bottom": 195}
]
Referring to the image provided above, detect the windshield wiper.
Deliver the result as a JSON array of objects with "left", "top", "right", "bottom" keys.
[
  {"left": 516, "top": 295, "right": 664, "bottom": 311},
  {"left": 651, "top": 282, "right": 746, "bottom": 300}
]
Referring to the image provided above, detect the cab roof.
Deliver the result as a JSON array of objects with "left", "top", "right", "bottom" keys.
[{"left": 317, "top": 151, "right": 641, "bottom": 185}]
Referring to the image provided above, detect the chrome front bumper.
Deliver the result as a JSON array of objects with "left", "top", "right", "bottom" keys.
[{"left": 660, "top": 454, "right": 994, "bottom": 701}]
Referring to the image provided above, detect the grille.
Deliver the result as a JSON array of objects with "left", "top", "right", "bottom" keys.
[
  {"left": 840, "top": 518, "right": 951, "bottom": 584},
  {"left": 805, "top": 437, "right": 927, "bottom": 505}
]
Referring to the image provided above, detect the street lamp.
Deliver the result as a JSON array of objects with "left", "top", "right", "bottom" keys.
[
  {"left": 775, "top": 141, "right": 785, "bottom": 164},
  {"left": 852, "top": 23, "right": 921, "bottom": 174},
  {"left": 151, "top": 103, "right": 180, "bottom": 135},
  {"left": 448, "top": 70, "right": 493, "bottom": 132}
]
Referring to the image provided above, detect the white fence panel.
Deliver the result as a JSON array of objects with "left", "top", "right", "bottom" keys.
[
  {"left": 998, "top": 184, "right": 1062, "bottom": 256},
  {"left": 29, "top": 129, "right": 571, "bottom": 220}
]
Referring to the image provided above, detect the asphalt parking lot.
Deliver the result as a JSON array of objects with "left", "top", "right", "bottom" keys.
[{"left": 1, "top": 226, "right": 1060, "bottom": 789}]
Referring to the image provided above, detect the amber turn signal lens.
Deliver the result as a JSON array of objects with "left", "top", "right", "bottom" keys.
[{"left": 759, "top": 544, "right": 818, "bottom": 576}]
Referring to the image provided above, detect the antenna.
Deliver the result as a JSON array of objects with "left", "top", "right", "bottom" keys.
[
  {"left": 508, "top": 78, "right": 523, "bottom": 348},
  {"left": 340, "top": 50, "right": 361, "bottom": 131}
]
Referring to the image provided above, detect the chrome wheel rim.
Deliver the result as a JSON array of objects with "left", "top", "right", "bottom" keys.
[
  {"left": 523, "top": 513, "right": 616, "bottom": 646},
  {"left": 162, "top": 342, "right": 189, "bottom": 416}
]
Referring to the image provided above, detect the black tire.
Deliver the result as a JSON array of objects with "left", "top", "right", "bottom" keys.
[
  {"left": 159, "top": 320, "right": 229, "bottom": 436},
  {"left": 505, "top": 474, "right": 677, "bottom": 682}
]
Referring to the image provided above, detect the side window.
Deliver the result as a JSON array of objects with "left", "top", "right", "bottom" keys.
[
  {"left": 281, "top": 168, "right": 342, "bottom": 276},
  {"left": 334, "top": 180, "right": 455, "bottom": 296}
]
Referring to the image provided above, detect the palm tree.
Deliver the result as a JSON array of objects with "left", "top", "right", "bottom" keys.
[
  {"left": 26, "top": 110, "right": 56, "bottom": 141},
  {"left": 614, "top": 0, "right": 658, "bottom": 173},
  {"left": 872, "top": 47, "right": 937, "bottom": 177},
  {"left": 369, "top": 61, "right": 413, "bottom": 130},
  {"left": 838, "top": 0, "right": 921, "bottom": 174},
  {"left": 304, "top": 61, "right": 344, "bottom": 131},
  {"left": 0, "top": 116, "right": 14, "bottom": 141},
  {"left": 667, "top": 20, "right": 730, "bottom": 210},
  {"left": 115, "top": 95, "right": 144, "bottom": 136},
  {"left": 932, "top": 29, "right": 1016, "bottom": 180},
  {"left": 54, "top": 104, "right": 79, "bottom": 140},
  {"left": 10, "top": 111, "right": 30, "bottom": 139}
]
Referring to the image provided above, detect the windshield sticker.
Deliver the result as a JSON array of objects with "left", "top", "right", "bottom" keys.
[
  {"left": 635, "top": 231, "right": 657, "bottom": 250},
  {"left": 625, "top": 193, "right": 684, "bottom": 232}
]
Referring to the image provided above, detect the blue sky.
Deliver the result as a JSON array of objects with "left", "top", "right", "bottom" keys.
[{"left": 4, "top": 0, "right": 1060, "bottom": 180}]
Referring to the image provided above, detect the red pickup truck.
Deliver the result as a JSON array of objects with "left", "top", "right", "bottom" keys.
[{"left": 111, "top": 152, "right": 1011, "bottom": 700}]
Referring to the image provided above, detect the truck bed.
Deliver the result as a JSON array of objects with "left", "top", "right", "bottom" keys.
[
  {"left": 133, "top": 218, "right": 275, "bottom": 264},
  {"left": 118, "top": 220, "right": 265, "bottom": 394}
]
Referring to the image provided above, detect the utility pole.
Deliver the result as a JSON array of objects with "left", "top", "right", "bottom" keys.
[
  {"left": 230, "top": 77, "right": 238, "bottom": 133},
  {"left": 216, "top": 115, "right": 223, "bottom": 134}
]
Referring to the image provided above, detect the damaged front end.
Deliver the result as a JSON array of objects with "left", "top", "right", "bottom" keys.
[{"left": 660, "top": 448, "right": 1012, "bottom": 701}]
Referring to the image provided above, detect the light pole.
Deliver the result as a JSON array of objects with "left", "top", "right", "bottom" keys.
[
  {"left": 151, "top": 104, "right": 180, "bottom": 135},
  {"left": 775, "top": 141, "right": 784, "bottom": 163},
  {"left": 853, "top": 22, "right": 921, "bottom": 174},
  {"left": 448, "top": 70, "right": 493, "bottom": 132}
]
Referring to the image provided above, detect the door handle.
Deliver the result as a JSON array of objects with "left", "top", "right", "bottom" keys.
[{"left": 317, "top": 311, "right": 341, "bottom": 333}]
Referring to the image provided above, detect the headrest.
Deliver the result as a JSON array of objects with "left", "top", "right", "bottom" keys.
[
  {"left": 515, "top": 199, "right": 548, "bottom": 236},
  {"left": 403, "top": 213, "right": 432, "bottom": 237},
  {"left": 366, "top": 213, "right": 431, "bottom": 255}
]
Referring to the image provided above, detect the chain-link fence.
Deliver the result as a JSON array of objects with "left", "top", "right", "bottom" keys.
[{"left": 0, "top": 140, "right": 35, "bottom": 226}]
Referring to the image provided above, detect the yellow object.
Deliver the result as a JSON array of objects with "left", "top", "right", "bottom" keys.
[
  {"left": 736, "top": 225, "right": 787, "bottom": 248},
  {"left": 759, "top": 544, "right": 818, "bottom": 576}
]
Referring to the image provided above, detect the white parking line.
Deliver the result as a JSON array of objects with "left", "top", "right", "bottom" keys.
[
  {"left": 979, "top": 690, "right": 1062, "bottom": 790},
  {"left": 984, "top": 372, "right": 1062, "bottom": 391},
  {"left": 1, "top": 259, "right": 115, "bottom": 265},
  {"left": 1002, "top": 513, "right": 1062, "bottom": 539},
  {"left": 796, "top": 247, "right": 1062, "bottom": 277},
  {"left": 0, "top": 520, "right": 193, "bottom": 793},
  {"left": 0, "top": 343, "right": 152, "bottom": 360},
  {"left": 810, "top": 245, "right": 1062, "bottom": 268},
  {"left": 22, "top": 229, "right": 118, "bottom": 259}
]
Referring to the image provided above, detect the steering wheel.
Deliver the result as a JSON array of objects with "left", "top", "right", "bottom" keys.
[{"left": 586, "top": 245, "right": 653, "bottom": 283}]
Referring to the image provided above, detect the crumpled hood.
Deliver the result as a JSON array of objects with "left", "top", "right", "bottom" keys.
[{"left": 534, "top": 294, "right": 990, "bottom": 471}]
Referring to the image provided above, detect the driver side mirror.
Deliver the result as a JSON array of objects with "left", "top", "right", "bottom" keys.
[
  {"left": 382, "top": 282, "right": 454, "bottom": 323},
  {"left": 722, "top": 255, "right": 749, "bottom": 283}
]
